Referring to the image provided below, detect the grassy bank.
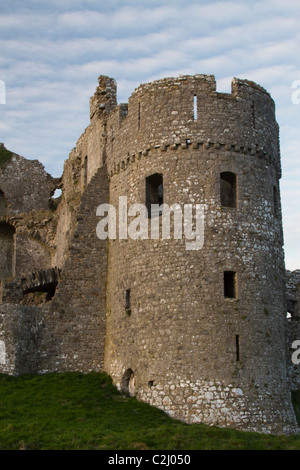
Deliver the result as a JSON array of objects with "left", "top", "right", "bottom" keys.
[{"left": 0, "top": 372, "right": 299, "bottom": 450}]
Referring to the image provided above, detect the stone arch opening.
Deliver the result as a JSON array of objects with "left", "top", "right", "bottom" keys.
[
  {"left": 21, "top": 267, "right": 61, "bottom": 305},
  {"left": 0, "top": 189, "right": 8, "bottom": 217},
  {"left": 0, "top": 221, "right": 16, "bottom": 280},
  {"left": 121, "top": 368, "right": 136, "bottom": 396}
]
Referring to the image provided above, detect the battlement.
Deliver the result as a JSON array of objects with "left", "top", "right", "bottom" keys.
[
  {"left": 103, "top": 74, "right": 280, "bottom": 178},
  {"left": 132, "top": 74, "right": 273, "bottom": 101}
]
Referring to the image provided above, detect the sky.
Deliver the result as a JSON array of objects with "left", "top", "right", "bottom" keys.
[{"left": 0, "top": 0, "right": 299, "bottom": 270}]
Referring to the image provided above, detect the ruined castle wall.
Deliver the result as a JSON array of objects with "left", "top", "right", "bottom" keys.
[
  {"left": 0, "top": 304, "right": 43, "bottom": 375},
  {"left": 67, "top": 75, "right": 117, "bottom": 193},
  {"left": 0, "top": 147, "right": 59, "bottom": 281},
  {"left": 0, "top": 213, "right": 58, "bottom": 281},
  {"left": 104, "top": 76, "right": 297, "bottom": 434},
  {"left": 0, "top": 149, "right": 57, "bottom": 214},
  {"left": 0, "top": 166, "right": 109, "bottom": 375},
  {"left": 70, "top": 119, "right": 107, "bottom": 190},
  {"left": 15, "top": 234, "right": 52, "bottom": 277},
  {"left": 36, "top": 166, "right": 109, "bottom": 374},
  {"left": 51, "top": 202, "right": 74, "bottom": 268},
  {"left": 49, "top": 122, "right": 106, "bottom": 270},
  {"left": 51, "top": 77, "right": 116, "bottom": 269}
]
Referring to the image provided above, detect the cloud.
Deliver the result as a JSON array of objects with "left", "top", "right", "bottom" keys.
[{"left": 0, "top": 0, "right": 299, "bottom": 267}]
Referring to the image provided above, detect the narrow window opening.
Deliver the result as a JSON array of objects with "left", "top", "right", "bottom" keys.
[
  {"left": 138, "top": 102, "right": 141, "bottom": 129},
  {"left": 235, "top": 335, "right": 240, "bottom": 361},
  {"left": 52, "top": 188, "right": 62, "bottom": 199},
  {"left": 125, "top": 289, "right": 131, "bottom": 315},
  {"left": 273, "top": 185, "right": 279, "bottom": 218},
  {"left": 146, "top": 173, "right": 163, "bottom": 218},
  {"left": 224, "top": 271, "right": 237, "bottom": 299},
  {"left": 251, "top": 101, "right": 256, "bottom": 129},
  {"left": 83, "top": 155, "right": 88, "bottom": 188},
  {"left": 111, "top": 126, "right": 114, "bottom": 150},
  {"left": 220, "top": 172, "right": 237, "bottom": 208},
  {"left": 193, "top": 94, "right": 197, "bottom": 120}
]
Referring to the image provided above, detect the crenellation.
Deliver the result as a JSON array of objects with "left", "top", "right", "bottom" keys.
[
  {"left": 104, "top": 75, "right": 281, "bottom": 180},
  {"left": 90, "top": 75, "right": 117, "bottom": 119}
]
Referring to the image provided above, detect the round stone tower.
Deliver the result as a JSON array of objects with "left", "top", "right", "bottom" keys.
[{"left": 103, "top": 74, "right": 298, "bottom": 434}]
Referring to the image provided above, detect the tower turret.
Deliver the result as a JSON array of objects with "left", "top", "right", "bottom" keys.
[{"left": 103, "top": 74, "right": 298, "bottom": 434}]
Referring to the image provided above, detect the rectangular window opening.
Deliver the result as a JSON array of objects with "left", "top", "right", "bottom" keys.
[
  {"left": 138, "top": 102, "right": 141, "bottom": 130},
  {"left": 83, "top": 155, "right": 88, "bottom": 188},
  {"left": 220, "top": 172, "right": 237, "bottom": 208},
  {"left": 251, "top": 101, "right": 256, "bottom": 129},
  {"left": 125, "top": 289, "right": 131, "bottom": 315},
  {"left": 146, "top": 173, "right": 163, "bottom": 218},
  {"left": 193, "top": 94, "right": 197, "bottom": 120},
  {"left": 125, "top": 289, "right": 131, "bottom": 309},
  {"left": 224, "top": 271, "right": 237, "bottom": 299},
  {"left": 235, "top": 335, "right": 240, "bottom": 361}
]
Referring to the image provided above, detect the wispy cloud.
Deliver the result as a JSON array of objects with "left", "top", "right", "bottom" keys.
[{"left": 0, "top": 0, "right": 299, "bottom": 268}]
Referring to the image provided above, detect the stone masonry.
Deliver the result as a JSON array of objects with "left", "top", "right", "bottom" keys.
[{"left": 0, "top": 75, "right": 299, "bottom": 435}]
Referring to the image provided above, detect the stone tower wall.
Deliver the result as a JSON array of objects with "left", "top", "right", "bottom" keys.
[
  {"left": 103, "top": 75, "right": 298, "bottom": 434},
  {"left": 105, "top": 75, "right": 280, "bottom": 179}
]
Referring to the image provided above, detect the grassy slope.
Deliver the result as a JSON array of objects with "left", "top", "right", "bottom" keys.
[{"left": 0, "top": 372, "right": 299, "bottom": 450}]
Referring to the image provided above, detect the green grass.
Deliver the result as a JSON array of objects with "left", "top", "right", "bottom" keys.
[
  {"left": 0, "top": 372, "right": 299, "bottom": 450},
  {"left": 0, "top": 145, "right": 13, "bottom": 170}
]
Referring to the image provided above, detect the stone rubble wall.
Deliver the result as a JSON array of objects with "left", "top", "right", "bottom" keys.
[
  {"left": 37, "top": 166, "right": 109, "bottom": 374},
  {"left": 0, "top": 166, "right": 109, "bottom": 375},
  {"left": 0, "top": 147, "right": 57, "bottom": 214}
]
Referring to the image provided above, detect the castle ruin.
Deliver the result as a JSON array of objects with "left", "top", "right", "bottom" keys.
[{"left": 0, "top": 74, "right": 300, "bottom": 435}]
